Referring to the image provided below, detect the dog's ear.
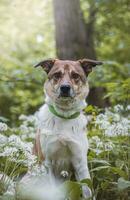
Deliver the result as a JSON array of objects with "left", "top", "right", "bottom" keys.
[
  {"left": 34, "top": 59, "right": 55, "bottom": 74},
  {"left": 79, "top": 59, "right": 103, "bottom": 76}
]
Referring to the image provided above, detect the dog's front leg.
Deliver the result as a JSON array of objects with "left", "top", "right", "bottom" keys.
[
  {"left": 70, "top": 141, "right": 92, "bottom": 199},
  {"left": 69, "top": 138, "right": 90, "bottom": 180},
  {"left": 72, "top": 156, "right": 90, "bottom": 180},
  {"left": 44, "top": 158, "right": 56, "bottom": 185},
  {"left": 72, "top": 156, "right": 92, "bottom": 199}
]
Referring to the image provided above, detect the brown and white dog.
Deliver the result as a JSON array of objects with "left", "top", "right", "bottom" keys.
[{"left": 33, "top": 59, "right": 102, "bottom": 198}]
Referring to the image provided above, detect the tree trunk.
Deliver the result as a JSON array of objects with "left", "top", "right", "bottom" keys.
[
  {"left": 87, "top": 87, "right": 110, "bottom": 107},
  {"left": 53, "top": 0, "right": 108, "bottom": 107},
  {"left": 53, "top": 0, "right": 88, "bottom": 60},
  {"left": 85, "top": 2, "right": 97, "bottom": 59}
]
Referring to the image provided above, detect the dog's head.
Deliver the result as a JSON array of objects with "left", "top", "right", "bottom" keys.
[{"left": 35, "top": 59, "right": 102, "bottom": 111}]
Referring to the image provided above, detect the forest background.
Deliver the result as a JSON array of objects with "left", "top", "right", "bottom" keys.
[
  {"left": 0, "top": 0, "right": 130, "bottom": 200},
  {"left": 0, "top": 0, "right": 129, "bottom": 123}
]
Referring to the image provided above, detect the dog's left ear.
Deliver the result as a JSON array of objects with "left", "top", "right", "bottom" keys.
[
  {"left": 79, "top": 59, "right": 103, "bottom": 76},
  {"left": 34, "top": 59, "right": 55, "bottom": 74}
]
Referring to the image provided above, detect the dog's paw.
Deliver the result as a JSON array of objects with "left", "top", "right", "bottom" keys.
[{"left": 82, "top": 185, "right": 92, "bottom": 199}]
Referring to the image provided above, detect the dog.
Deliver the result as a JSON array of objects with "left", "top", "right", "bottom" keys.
[{"left": 33, "top": 59, "right": 102, "bottom": 199}]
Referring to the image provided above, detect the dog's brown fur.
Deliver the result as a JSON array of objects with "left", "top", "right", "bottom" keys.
[{"left": 32, "top": 129, "right": 45, "bottom": 162}]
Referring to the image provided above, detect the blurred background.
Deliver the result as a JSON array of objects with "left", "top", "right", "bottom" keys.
[{"left": 0, "top": 0, "right": 130, "bottom": 124}]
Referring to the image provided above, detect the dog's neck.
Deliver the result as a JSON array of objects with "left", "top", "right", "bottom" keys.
[{"left": 45, "top": 94, "right": 87, "bottom": 118}]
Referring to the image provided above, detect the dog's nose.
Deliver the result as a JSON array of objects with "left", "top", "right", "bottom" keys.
[{"left": 60, "top": 85, "right": 71, "bottom": 97}]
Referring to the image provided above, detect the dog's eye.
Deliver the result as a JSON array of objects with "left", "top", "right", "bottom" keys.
[
  {"left": 71, "top": 73, "right": 80, "bottom": 80},
  {"left": 53, "top": 72, "right": 62, "bottom": 80}
]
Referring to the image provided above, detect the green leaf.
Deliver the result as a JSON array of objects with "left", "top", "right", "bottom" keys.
[
  {"left": 110, "top": 167, "right": 127, "bottom": 179},
  {"left": 89, "top": 159, "right": 110, "bottom": 166},
  {"left": 80, "top": 179, "right": 93, "bottom": 189},
  {"left": 101, "top": 181, "right": 110, "bottom": 190},
  {"left": 61, "top": 181, "right": 82, "bottom": 200},
  {"left": 90, "top": 165, "right": 110, "bottom": 172},
  {"left": 84, "top": 105, "right": 94, "bottom": 113}
]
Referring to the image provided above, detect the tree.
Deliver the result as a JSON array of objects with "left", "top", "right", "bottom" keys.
[{"left": 53, "top": 0, "right": 98, "bottom": 60}]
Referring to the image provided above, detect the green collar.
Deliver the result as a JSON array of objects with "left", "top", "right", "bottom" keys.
[{"left": 48, "top": 105, "right": 80, "bottom": 119}]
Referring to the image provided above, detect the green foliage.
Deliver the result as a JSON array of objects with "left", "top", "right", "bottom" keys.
[
  {"left": 0, "top": 66, "right": 45, "bottom": 124},
  {"left": 81, "top": 0, "right": 130, "bottom": 105},
  {"left": 0, "top": 106, "right": 130, "bottom": 200},
  {"left": 85, "top": 105, "right": 130, "bottom": 200},
  {"left": 0, "top": 0, "right": 130, "bottom": 121},
  {"left": 105, "top": 78, "right": 130, "bottom": 105},
  {"left": 61, "top": 181, "right": 82, "bottom": 200},
  {"left": 81, "top": 0, "right": 130, "bottom": 64},
  {"left": 0, "top": 1, "right": 129, "bottom": 200},
  {"left": 0, "top": 0, "right": 55, "bottom": 123}
]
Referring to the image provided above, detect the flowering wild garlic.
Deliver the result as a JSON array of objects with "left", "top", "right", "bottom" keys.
[
  {"left": 95, "top": 105, "right": 130, "bottom": 136},
  {"left": 0, "top": 105, "right": 129, "bottom": 199},
  {"left": 0, "top": 122, "right": 8, "bottom": 132}
]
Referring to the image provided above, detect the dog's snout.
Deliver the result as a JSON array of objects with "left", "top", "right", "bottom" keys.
[
  {"left": 60, "top": 85, "right": 70, "bottom": 93},
  {"left": 60, "top": 85, "right": 71, "bottom": 97}
]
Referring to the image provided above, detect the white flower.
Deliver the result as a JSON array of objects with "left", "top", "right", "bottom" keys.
[
  {"left": 99, "top": 121, "right": 110, "bottom": 130},
  {"left": 8, "top": 135, "right": 23, "bottom": 147},
  {"left": 113, "top": 113, "right": 120, "bottom": 122},
  {"left": 95, "top": 149, "right": 103, "bottom": 155},
  {"left": 97, "top": 141, "right": 103, "bottom": 149},
  {"left": 0, "top": 146, "right": 18, "bottom": 157},
  {"left": 104, "top": 117, "right": 130, "bottom": 136},
  {"left": 19, "top": 125, "right": 35, "bottom": 140},
  {"left": 23, "top": 152, "right": 37, "bottom": 167},
  {"left": 19, "top": 124, "right": 29, "bottom": 133},
  {"left": 0, "top": 122, "right": 8, "bottom": 131},
  {"left": 114, "top": 104, "right": 123, "bottom": 112},
  {"left": 0, "top": 134, "right": 7, "bottom": 147},
  {"left": 0, "top": 133, "right": 36, "bottom": 167},
  {"left": 90, "top": 136, "right": 101, "bottom": 144},
  {"left": 19, "top": 114, "right": 38, "bottom": 125},
  {"left": 19, "top": 114, "right": 38, "bottom": 140},
  {"left": 105, "top": 141, "right": 115, "bottom": 151},
  {"left": 19, "top": 114, "right": 27, "bottom": 121},
  {"left": 126, "top": 105, "right": 130, "bottom": 111},
  {"left": 28, "top": 165, "right": 46, "bottom": 176},
  {"left": 89, "top": 147, "right": 103, "bottom": 155},
  {"left": 27, "top": 115, "right": 38, "bottom": 124},
  {"left": 95, "top": 106, "right": 130, "bottom": 136}
]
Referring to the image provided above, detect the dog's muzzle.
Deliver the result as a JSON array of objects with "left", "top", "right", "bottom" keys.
[
  {"left": 58, "top": 84, "right": 76, "bottom": 98},
  {"left": 60, "top": 84, "right": 71, "bottom": 97}
]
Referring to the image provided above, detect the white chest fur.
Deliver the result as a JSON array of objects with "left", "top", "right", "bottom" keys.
[{"left": 36, "top": 104, "right": 89, "bottom": 179}]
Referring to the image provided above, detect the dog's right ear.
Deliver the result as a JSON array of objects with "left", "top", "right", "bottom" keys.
[{"left": 34, "top": 59, "right": 55, "bottom": 74}]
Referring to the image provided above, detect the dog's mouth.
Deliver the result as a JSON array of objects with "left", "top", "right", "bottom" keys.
[
  {"left": 58, "top": 93, "right": 73, "bottom": 99},
  {"left": 56, "top": 95, "right": 76, "bottom": 109},
  {"left": 58, "top": 96, "right": 73, "bottom": 102}
]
